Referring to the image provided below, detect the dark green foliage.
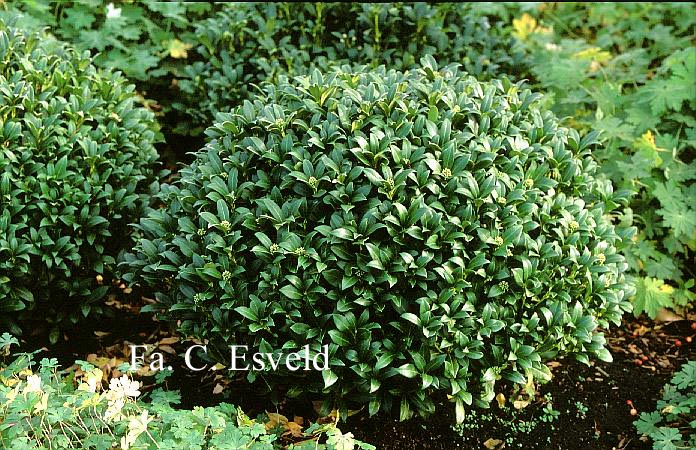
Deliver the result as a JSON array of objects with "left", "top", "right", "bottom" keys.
[
  {"left": 0, "top": 0, "right": 219, "bottom": 157},
  {"left": 175, "top": 2, "right": 525, "bottom": 135},
  {"left": 0, "top": 23, "right": 160, "bottom": 336},
  {"left": 125, "top": 58, "right": 632, "bottom": 420},
  {"left": 0, "top": 2, "right": 526, "bottom": 140},
  {"left": 0, "top": 2, "right": 526, "bottom": 150}
]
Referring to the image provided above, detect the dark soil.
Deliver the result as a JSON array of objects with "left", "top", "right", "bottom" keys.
[
  {"left": 348, "top": 319, "right": 695, "bottom": 450},
  {"left": 14, "top": 301, "right": 696, "bottom": 450}
]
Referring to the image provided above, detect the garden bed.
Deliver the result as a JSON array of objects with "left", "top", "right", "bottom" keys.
[
  {"left": 1, "top": 3, "right": 694, "bottom": 449},
  {"left": 18, "top": 298, "right": 695, "bottom": 449}
]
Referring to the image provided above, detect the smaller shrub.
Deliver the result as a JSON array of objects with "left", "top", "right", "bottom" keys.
[
  {"left": 0, "top": 333, "right": 373, "bottom": 450},
  {"left": 635, "top": 360, "right": 696, "bottom": 450},
  {"left": 0, "top": 22, "right": 161, "bottom": 336}
]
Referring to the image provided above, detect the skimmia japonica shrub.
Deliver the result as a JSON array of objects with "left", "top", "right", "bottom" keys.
[
  {"left": 125, "top": 57, "right": 633, "bottom": 420},
  {"left": 0, "top": 23, "right": 160, "bottom": 337},
  {"left": 176, "top": 2, "right": 524, "bottom": 135}
]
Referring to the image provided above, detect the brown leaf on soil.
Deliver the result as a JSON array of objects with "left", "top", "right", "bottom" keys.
[
  {"left": 655, "top": 308, "right": 683, "bottom": 322},
  {"left": 158, "top": 345, "right": 176, "bottom": 355},
  {"left": 656, "top": 359, "right": 672, "bottom": 369},
  {"left": 483, "top": 437, "right": 504, "bottom": 449},
  {"left": 265, "top": 413, "right": 286, "bottom": 432},
  {"left": 286, "top": 421, "right": 304, "bottom": 438},
  {"left": 632, "top": 324, "right": 651, "bottom": 336},
  {"left": 513, "top": 399, "right": 529, "bottom": 410},
  {"left": 616, "top": 435, "right": 630, "bottom": 449},
  {"left": 495, "top": 392, "right": 506, "bottom": 408},
  {"left": 85, "top": 354, "right": 126, "bottom": 379},
  {"left": 626, "top": 344, "right": 641, "bottom": 355},
  {"left": 135, "top": 365, "right": 156, "bottom": 377}
]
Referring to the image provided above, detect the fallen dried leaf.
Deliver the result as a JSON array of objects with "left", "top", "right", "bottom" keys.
[
  {"left": 265, "top": 412, "right": 289, "bottom": 431},
  {"left": 513, "top": 400, "right": 529, "bottom": 410},
  {"left": 483, "top": 437, "right": 504, "bottom": 449},
  {"left": 286, "top": 421, "right": 303, "bottom": 438},
  {"left": 495, "top": 392, "right": 506, "bottom": 408},
  {"left": 158, "top": 345, "right": 176, "bottom": 355}
]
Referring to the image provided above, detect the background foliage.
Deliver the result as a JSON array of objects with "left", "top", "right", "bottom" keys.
[
  {"left": 510, "top": 2, "right": 696, "bottom": 318},
  {"left": 0, "top": 0, "right": 217, "bottom": 134},
  {"left": 174, "top": 2, "right": 525, "bottom": 136},
  {"left": 635, "top": 360, "right": 696, "bottom": 450},
  {"left": 0, "top": 2, "right": 524, "bottom": 140}
]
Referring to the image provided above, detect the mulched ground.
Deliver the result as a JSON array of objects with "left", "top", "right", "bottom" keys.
[
  {"left": 348, "top": 318, "right": 694, "bottom": 450},
  {"left": 16, "top": 296, "right": 695, "bottom": 450}
]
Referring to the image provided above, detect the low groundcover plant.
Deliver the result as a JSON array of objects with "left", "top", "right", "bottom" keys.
[
  {"left": 124, "top": 56, "right": 634, "bottom": 421},
  {"left": 635, "top": 360, "right": 696, "bottom": 450},
  {"left": 0, "top": 334, "right": 372, "bottom": 450}
]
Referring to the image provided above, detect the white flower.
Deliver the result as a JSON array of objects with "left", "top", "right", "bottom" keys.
[
  {"left": 106, "top": 3, "right": 122, "bottom": 19},
  {"left": 109, "top": 375, "right": 140, "bottom": 398},
  {"left": 103, "top": 396, "right": 125, "bottom": 422},
  {"left": 121, "top": 410, "right": 152, "bottom": 449},
  {"left": 24, "top": 374, "right": 42, "bottom": 394},
  {"left": 78, "top": 368, "right": 103, "bottom": 393},
  {"left": 545, "top": 42, "right": 561, "bottom": 52},
  {"left": 34, "top": 392, "right": 49, "bottom": 413}
]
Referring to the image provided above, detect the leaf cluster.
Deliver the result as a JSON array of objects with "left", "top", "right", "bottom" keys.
[
  {"left": 0, "top": 2, "right": 525, "bottom": 142},
  {"left": 0, "top": 1, "right": 215, "bottom": 84},
  {"left": 172, "top": 2, "right": 526, "bottom": 136}
]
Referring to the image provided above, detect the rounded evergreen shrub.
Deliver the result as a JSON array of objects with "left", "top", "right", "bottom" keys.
[
  {"left": 175, "top": 2, "right": 525, "bottom": 135},
  {"left": 126, "top": 58, "right": 632, "bottom": 420},
  {"left": 0, "top": 24, "right": 161, "bottom": 335}
]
